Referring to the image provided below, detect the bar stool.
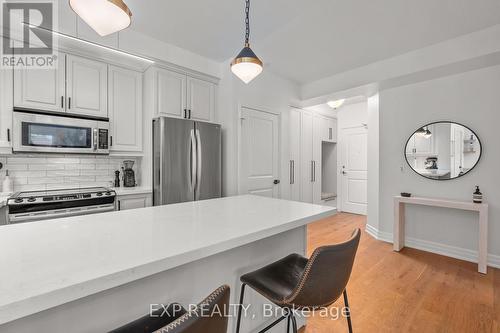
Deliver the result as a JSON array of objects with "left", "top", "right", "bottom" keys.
[
  {"left": 110, "top": 285, "right": 230, "bottom": 333},
  {"left": 236, "top": 229, "right": 360, "bottom": 333}
]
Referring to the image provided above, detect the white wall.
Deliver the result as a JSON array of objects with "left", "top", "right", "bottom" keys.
[
  {"left": 377, "top": 65, "right": 500, "bottom": 265},
  {"left": 337, "top": 102, "right": 368, "bottom": 129},
  {"left": 367, "top": 94, "right": 380, "bottom": 231},
  {"left": 217, "top": 60, "right": 300, "bottom": 197}
]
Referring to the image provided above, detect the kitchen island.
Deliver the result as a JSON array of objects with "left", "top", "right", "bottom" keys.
[{"left": 0, "top": 195, "right": 335, "bottom": 333}]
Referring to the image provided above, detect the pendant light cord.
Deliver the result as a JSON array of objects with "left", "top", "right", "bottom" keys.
[{"left": 245, "top": 0, "right": 250, "bottom": 45}]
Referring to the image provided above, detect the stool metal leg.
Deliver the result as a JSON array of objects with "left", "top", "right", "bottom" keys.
[
  {"left": 286, "top": 314, "right": 290, "bottom": 333},
  {"left": 236, "top": 284, "right": 246, "bottom": 333},
  {"left": 290, "top": 314, "right": 297, "bottom": 333},
  {"left": 343, "top": 289, "right": 353, "bottom": 333}
]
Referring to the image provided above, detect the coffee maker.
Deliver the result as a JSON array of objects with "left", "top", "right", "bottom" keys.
[{"left": 122, "top": 160, "right": 136, "bottom": 187}]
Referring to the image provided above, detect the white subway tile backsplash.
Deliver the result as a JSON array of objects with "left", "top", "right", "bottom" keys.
[
  {"left": 29, "top": 164, "right": 66, "bottom": 171},
  {"left": 28, "top": 177, "right": 61, "bottom": 184},
  {"left": 7, "top": 157, "right": 47, "bottom": 164},
  {"left": 0, "top": 155, "right": 139, "bottom": 192}
]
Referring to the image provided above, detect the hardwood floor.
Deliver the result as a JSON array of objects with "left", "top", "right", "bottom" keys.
[{"left": 300, "top": 213, "right": 500, "bottom": 333}]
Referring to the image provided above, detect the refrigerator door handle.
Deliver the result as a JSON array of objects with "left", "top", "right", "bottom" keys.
[
  {"left": 195, "top": 128, "right": 202, "bottom": 200},
  {"left": 190, "top": 129, "right": 197, "bottom": 192}
]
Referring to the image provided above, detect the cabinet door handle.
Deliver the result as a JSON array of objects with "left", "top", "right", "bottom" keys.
[
  {"left": 290, "top": 160, "right": 294, "bottom": 184},
  {"left": 68, "top": 97, "right": 71, "bottom": 109},
  {"left": 184, "top": 109, "right": 187, "bottom": 118},
  {"left": 188, "top": 109, "right": 191, "bottom": 119},
  {"left": 329, "top": 128, "right": 332, "bottom": 140},
  {"left": 61, "top": 96, "right": 64, "bottom": 109},
  {"left": 7, "top": 128, "right": 10, "bottom": 142},
  {"left": 110, "top": 136, "right": 113, "bottom": 146},
  {"left": 311, "top": 160, "right": 314, "bottom": 182},
  {"left": 313, "top": 161, "right": 316, "bottom": 182},
  {"left": 118, "top": 200, "right": 121, "bottom": 211}
]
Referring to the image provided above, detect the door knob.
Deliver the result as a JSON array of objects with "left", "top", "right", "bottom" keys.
[
  {"left": 273, "top": 179, "right": 280, "bottom": 185},
  {"left": 342, "top": 171, "right": 347, "bottom": 175}
]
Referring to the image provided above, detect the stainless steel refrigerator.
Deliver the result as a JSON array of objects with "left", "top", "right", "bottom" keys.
[{"left": 152, "top": 117, "right": 222, "bottom": 205}]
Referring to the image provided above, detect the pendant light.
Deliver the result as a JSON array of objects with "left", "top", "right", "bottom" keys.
[
  {"left": 231, "top": 0, "right": 263, "bottom": 84},
  {"left": 69, "top": 0, "right": 132, "bottom": 37}
]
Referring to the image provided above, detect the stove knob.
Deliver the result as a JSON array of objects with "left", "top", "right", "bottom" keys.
[
  {"left": 96, "top": 192, "right": 103, "bottom": 197},
  {"left": 14, "top": 198, "right": 24, "bottom": 203},
  {"left": 105, "top": 191, "right": 111, "bottom": 196},
  {"left": 28, "top": 197, "right": 36, "bottom": 202}
]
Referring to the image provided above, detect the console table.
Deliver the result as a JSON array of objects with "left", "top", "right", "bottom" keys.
[{"left": 394, "top": 196, "right": 489, "bottom": 274}]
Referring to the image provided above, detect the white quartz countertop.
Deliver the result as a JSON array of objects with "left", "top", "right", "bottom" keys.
[
  {"left": 0, "top": 195, "right": 335, "bottom": 324},
  {"left": 113, "top": 186, "right": 152, "bottom": 196}
]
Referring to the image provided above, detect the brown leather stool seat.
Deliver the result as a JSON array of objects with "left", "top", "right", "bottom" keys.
[
  {"left": 240, "top": 254, "right": 308, "bottom": 308},
  {"left": 236, "top": 229, "right": 361, "bottom": 333},
  {"left": 111, "top": 285, "right": 230, "bottom": 333}
]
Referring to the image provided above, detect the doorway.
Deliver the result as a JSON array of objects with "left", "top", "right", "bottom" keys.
[
  {"left": 239, "top": 107, "right": 280, "bottom": 197},
  {"left": 340, "top": 125, "right": 368, "bottom": 215}
]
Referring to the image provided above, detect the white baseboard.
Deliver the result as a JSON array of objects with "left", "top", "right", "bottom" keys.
[{"left": 364, "top": 224, "right": 500, "bottom": 269}]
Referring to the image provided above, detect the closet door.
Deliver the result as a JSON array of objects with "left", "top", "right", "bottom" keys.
[
  {"left": 66, "top": 54, "right": 108, "bottom": 117},
  {"left": 289, "top": 108, "right": 301, "bottom": 201},
  {"left": 301, "top": 110, "right": 314, "bottom": 203},
  {"left": 312, "top": 115, "right": 323, "bottom": 204},
  {"left": 14, "top": 54, "right": 66, "bottom": 113}
]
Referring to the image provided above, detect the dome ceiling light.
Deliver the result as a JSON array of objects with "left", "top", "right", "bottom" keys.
[
  {"left": 327, "top": 99, "right": 346, "bottom": 109},
  {"left": 69, "top": 0, "right": 132, "bottom": 37},
  {"left": 231, "top": 0, "right": 263, "bottom": 84}
]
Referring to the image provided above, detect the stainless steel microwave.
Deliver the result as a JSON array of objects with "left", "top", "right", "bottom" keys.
[{"left": 12, "top": 111, "right": 110, "bottom": 154}]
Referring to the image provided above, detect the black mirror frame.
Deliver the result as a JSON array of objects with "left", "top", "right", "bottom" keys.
[{"left": 404, "top": 121, "right": 482, "bottom": 181}]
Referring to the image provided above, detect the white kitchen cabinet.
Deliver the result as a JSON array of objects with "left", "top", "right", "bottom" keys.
[
  {"left": 0, "top": 68, "right": 13, "bottom": 153},
  {"left": 187, "top": 77, "right": 215, "bottom": 121},
  {"left": 289, "top": 108, "right": 301, "bottom": 201},
  {"left": 312, "top": 115, "right": 323, "bottom": 204},
  {"left": 326, "top": 118, "right": 337, "bottom": 142},
  {"left": 116, "top": 193, "right": 152, "bottom": 211},
  {"left": 108, "top": 66, "right": 143, "bottom": 154},
  {"left": 152, "top": 67, "right": 216, "bottom": 121},
  {"left": 156, "top": 68, "right": 187, "bottom": 118},
  {"left": 14, "top": 55, "right": 66, "bottom": 113},
  {"left": 66, "top": 54, "right": 108, "bottom": 117},
  {"left": 301, "top": 110, "right": 314, "bottom": 203}
]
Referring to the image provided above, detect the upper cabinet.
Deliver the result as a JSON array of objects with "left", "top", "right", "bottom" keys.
[
  {"left": 108, "top": 65, "right": 143, "bottom": 154},
  {"left": 325, "top": 117, "right": 337, "bottom": 142},
  {"left": 150, "top": 67, "right": 217, "bottom": 122},
  {"left": 14, "top": 53, "right": 108, "bottom": 118},
  {"left": 14, "top": 55, "right": 66, "bottom": 113},
  {"left": 187, "top": 77, "right": 215, "bottom": 121},
  {"left": 66, "top": 55, "right": 108, "bottom": 117},
  {"left": 156, "top": 68, "right": 186, "bottom": 118}
]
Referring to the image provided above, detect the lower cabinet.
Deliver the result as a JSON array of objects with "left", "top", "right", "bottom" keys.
[{"left": 116, "top": 193, "right": 152, "bottom": 211}]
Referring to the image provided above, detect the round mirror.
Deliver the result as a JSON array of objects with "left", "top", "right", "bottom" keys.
[{"left": 405, "top": 122, "right": 482, "bottom": 180}]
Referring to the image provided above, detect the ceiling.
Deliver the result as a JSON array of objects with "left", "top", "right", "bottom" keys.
[{"left": 126, "top": 0, "right": 500, "bottom": 84}]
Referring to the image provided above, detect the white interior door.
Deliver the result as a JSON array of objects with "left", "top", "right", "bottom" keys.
[
  {"left": 340, "top": 127, "right": 368, "bottom": 215},
  {"left": 240, "top": 107, "right": 280, "bottom": 198}
]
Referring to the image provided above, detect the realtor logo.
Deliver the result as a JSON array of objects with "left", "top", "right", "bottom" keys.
[{"left": 1, "top": 1, "right": 57, "bottom": 68}]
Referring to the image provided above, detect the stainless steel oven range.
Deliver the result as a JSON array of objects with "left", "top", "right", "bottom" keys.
[{"left": 7, "top": 187, "right": 116, "bottom": 223}]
